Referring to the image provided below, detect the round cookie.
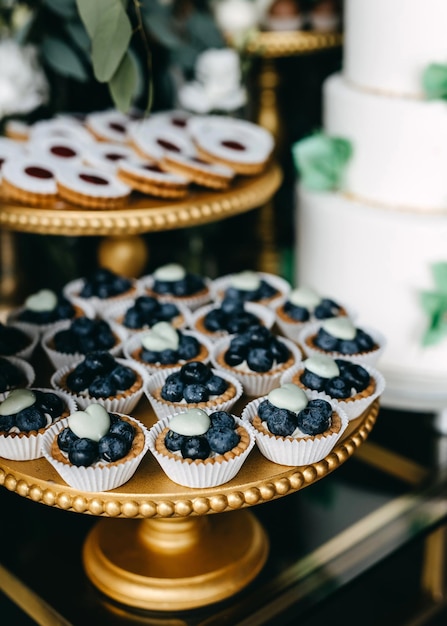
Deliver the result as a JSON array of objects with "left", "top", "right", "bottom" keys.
[
  {"left": 117, "top": 159, "right": 190, "bottom": 198},
  {"left": 161, "top": 152, "right": 235, "bottom": 190},
  {"left": 85, "top": 109, "right": 134, "bottom": 143},
  {"left": 28, "top": 118, "right": 94, "bottom": 146},
  {"left": 83, "top": 141, "right": 139, "bottom": 174},
  {"left": 27, "top": 135, "right": 86, "bottom": 168},
  {"left": 0, "top": 137, "right": 26, "bottom": 178},
  {"left": 127, "top": 120, "right": 196, "bottom": 162},
  {"left": 56, "top": 164, "right": 131, "bottom": 209},
  {"left": 1, "top": 156, "right": 58, "bottom": 206}
]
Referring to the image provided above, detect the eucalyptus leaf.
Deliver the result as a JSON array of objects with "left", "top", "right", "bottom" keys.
[
  {"left": 108, "top": 50, "right": 138, "bottom": 112},
  {"left": 76, "top": 0, "right": 131, "bottom": 82},
  {"left": 43, "top": 0, "right": 77, "bottom": 19},
  {"left": 41, "top": 36, "right": 88, "bottom": 82},
  {"left": 143, "top": 12, "right": 183, "bottom": 50},
  {"left": 65, "top": 20, "right": 91, "bottom": 54},
  {"left": 185, "top": 13, "right": 226, "bottom": 49}
]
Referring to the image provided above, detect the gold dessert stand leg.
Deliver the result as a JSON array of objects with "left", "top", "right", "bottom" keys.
[{"left": 83, "top": 509, "right": 269, "bottom": 611}]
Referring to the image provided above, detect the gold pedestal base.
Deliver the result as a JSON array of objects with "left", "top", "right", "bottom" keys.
[{"left": 83, "top": 509, "right": 269, "bottom": 611}]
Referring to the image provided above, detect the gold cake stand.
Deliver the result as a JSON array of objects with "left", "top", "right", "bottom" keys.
[{"left": 0, "top": 398, "right": 379, "bottom": 612}]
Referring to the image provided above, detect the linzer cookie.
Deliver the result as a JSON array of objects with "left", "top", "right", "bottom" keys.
[
  {"left": 83, "top": 141, "right": 139, "bottom": 174},
  {"left": 27, "top": 135, "right": 85, "bottom": 169},
  {"left": 56, "top": 164, "right": 131, "bottom": 209},
  {"left": 1, "top": 157, "right": 57, "bottom": 206},
  {"left": 117, "top": 159, "right": 189, "bottom": 198},
  {"left": 187, "top": 115, "right": 274, "bottom": 175},
  {"left": 161, "top": 152, "right": 235, "bottom": 190},
  {"left": 85, "top": 109, "right": 134, "bottom": 143},
  {"left": 29, "top": 117, "right": 94, "bottom": 146},
  {"left": 127, "top": 119, "right": 196, "bottom": 162},
  {"left": 0, "top": 137, "right": 26, "bottom": 178}
]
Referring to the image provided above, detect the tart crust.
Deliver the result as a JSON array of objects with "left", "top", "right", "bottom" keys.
[
  {"left": 276, "top": 304, "right": 348, "bottom": 325},
  {"left": 305, "top": 334, "right": 379, "bottom": 357},
  {"left": 145, "top": 285, "right": 210, "bottom": 305},
  {"left": 214, "top": 349, "right": 296, "bottom": 379},
  {"left": 59, "top": 369, "right": 144, "bottom": 402},
  {"left": 151, "top": 377, "right": 238, "bottom": 409},
  {"left": 252, "top": 410, "right": 342, "bottom": 442},
  {"left": 0, "top": 401, "right": 71, "bottom": 440},
  {"left": 130, "top": 340, "right": 209, "bottom": 369},
  {"left": 290, "top": 367, "right": 376, "bottom": 403}
]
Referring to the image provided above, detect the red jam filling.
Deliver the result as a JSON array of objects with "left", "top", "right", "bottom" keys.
[
  {"left": 24, "top": 166, "right": 54, "bottom": 179},
  {"left": 109, "top": 122, "right": 126, "bottom": 133},
  {"left": 143, "top": 164, "right": 164, "bottom": 173},
  {"left": 50, "top": 145, "right": 77, "bottom": 158},
  {"left": 172, "top": 117, "right": 187, "bottom": 128},
  {"left": 0, "top": 158, "right": 4, "bottom": 169},
  {"left": 79, "top": 173, "right": 109, "bottom": 185},
  {"left": 221, "top": 140, "right": 246, "bottom": 151},
  {"left": 105, "top": 153, "right": 125, "bottom": 161},
  {"left": 157, "top": 138, "right": 181, "bottom": 152}
]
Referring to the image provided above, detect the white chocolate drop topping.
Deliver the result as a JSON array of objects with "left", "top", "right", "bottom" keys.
[
  {"left": 304, "top": 354, "right": 339, "bottom": 378},
  {"left": 267, "top": 384, "right": 308, "bottom": 413},
  {"left": 153, "top": 263, "right": 186, "bottom": 282},
  {"left": 169, "top": 408, "right": 211, "bottom": 436},
  {"left": 25, "top": 289, "right": 58, "bottom": 312},
  {"left": 289, "top": 286, "right": 321, "bottom": 309},
  {"left": 322, "top": 317, "right": 356, "bottom": 340},
  {"left": 0, "top": 388, "right": 36, "bottom": 416},
  {"left": 230, "top": 270, "right": 260, "bottom": 291},
  {"left": 68, "top": 403, "right": 111, "bottom": 441},
  {"left": 140, "top": 321, "right": 179, "bottom": 351}
]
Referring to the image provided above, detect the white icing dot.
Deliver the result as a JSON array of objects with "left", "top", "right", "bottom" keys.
[
  {"left": 68, "top": 403, "right": 111, "bottom": 441},
  {"left": 267, "top": 384, "right": 308, "bottom": 413},
  {"left": 25, "top": 289, "right": 58, "bottom": 312},
  {"left": 304, "top": 355, "right": 339, "bottom": 378},
  {"left": 230, "top": 270, "right": 260, "bottom": 291},
  {"left": 169, "top": 408, "right": 211, "bottom": 436},
  {"left": 0, "top": 389, "right": 36, "bottom": 416},
  {"left": 322, "top": 317, "right": 356, "bottom": 340},
  {"left": 153, "top": 263, "right": 186, "bottom": 282},
  {"left": 289, "top": 286, "right": 321, "bottom": 309},
  {"left": 141, "top": 321, "right": 179, "bottom": 351}
]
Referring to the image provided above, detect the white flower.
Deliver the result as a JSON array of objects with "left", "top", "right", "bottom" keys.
[
  {"left": 0, "top": 39, "right": 49, "bottom": 119},
  {"left": 212, "top": 0, "right": 260, "bottom": 38}
]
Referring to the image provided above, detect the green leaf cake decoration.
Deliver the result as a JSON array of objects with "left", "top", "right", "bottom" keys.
[
  {"left": 422, "top": 63, "right": 447, "bottom": 100},
  {"left": 292, "top": 132, "right": 353, "bottom": 191},
  {"left": 420, "top": 262, "right": 447, "bottom": 346}
]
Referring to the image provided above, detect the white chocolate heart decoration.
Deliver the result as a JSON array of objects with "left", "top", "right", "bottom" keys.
[
  {"left": 0, "top": 388, "right": 36, "bottom": 416},
  {"left": 304, "top": 355, "right": 339, "bottom": 378},
  {"left": 153, "top": 263, "right": 186, "bottom": 282},
  {"left": 268, "top": 384, "right": 308, "bottom": 413},
  {"left": 169, "top": 408, "right": 211, "bottom": 436},
  {"left": 141, "top": 321, "right": 179, "bottom": 351},
  {"left": 230, "top": 270, "right": 260, "bottom": 291},
  {"left": 68, "top": 403, "right": 111, "bottom": 441},
  {"left": 25, "top": 289, "right": 58, "bottom": 312},
  {"left": 289, "top": 286, "right": 321, "bottom": 309},
  {"left": 322, "top": 317, "right": 356, "bottom": 340}
]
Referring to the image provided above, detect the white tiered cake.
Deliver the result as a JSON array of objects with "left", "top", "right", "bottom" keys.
[{"left": 296, "top": 0, "right": 447, "bottom": 407}]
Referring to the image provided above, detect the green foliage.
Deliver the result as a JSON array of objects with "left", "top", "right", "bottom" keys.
[{"left": 41, "top": 35, "right": 89, "bottom": 82}]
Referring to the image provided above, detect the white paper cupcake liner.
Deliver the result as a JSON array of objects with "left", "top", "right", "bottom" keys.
[
  {"left": 147, "top": 415, "right": 256, "bottom": 488},
  {"left": 6, "top": 299, "right": 96, "bottom": 337},
  {"left": 297, "top": 322, "right": 387, "bottom": 367},
  {"left": 63, "top": 277, "right": 142, "bottom": 316},
  {"left": 41, "top": 318, "right": 128, "bottom": 371},
  {"left": 210, "top": 335, "right": 303, "bottom": 397},
  {"left": 41, "top": 414, "right": 150, "bottom": 492},
  {"left": 241, "top": 391, "right": 349, "bottom": 466},
  {"left": 0, "top": 356, "right": 36, "bottom": 401},
  {"left": 1, "top": 321, "right": 40, "bottom": 361},
  {"left": 50, "top": 357, "right": 149, "bottom": 413},
  {"left": 122, "top": 328, "right": 214, "bottom": 375},
  {"left": 138, "top": 275, "right": 213, "bottom": 312},
  {"left": 144, "top": 366, "right": 243, "bottom": 421},
  {"left": 280, "top": 360, "right": 386, "bottom": 421},
  {"left": 210, "top": 272, "right": 291, "bottom": 309},
  {"left": 99, "top": 297, "right": 192, "bottom": 335},
  {"left": 189, "top": 301, "right": 276, "bottom": 342},
  {"left": 0, "top": 387, "right": 77, "bottom": 461}
]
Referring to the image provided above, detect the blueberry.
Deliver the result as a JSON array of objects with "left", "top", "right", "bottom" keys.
[
  {"left": 246, "top": 325, "right": 271, "bottom": 347},
  {"left": 301, "top": 369, "right": 326, "bottom": 391},
  {"left": 258, "top": 280, "right": 276, "bottom": 299},
  {"left": 315, "top": 328, "right": 339, "bottom": 351},
  {"left": 84, "top": 351, "right": 116, "bottom": 374},
  {"left": 355, "top": 329, "right": 375, "bottom": 352},
  {"left": 15, "top": 406, "right": 46, "bottom": 432},
  {"left": 165, "top": 429, "right": 185, "bottom": 451},
  {"left": 112, "top": 276, "right": 131, "bottom": 295},
  {"left": 66, "top": 370, "right": 91, "bottom": 392},
  {"left": 153, "top": 279, "right": 172, "bottom": 295},
  {"left": 135, "top": 296, "right": 159, "bottom": 315},
  {"left": 224, "top": 348, "right": 245, "bottom": 366},
  {"left": 210, "top": 411, "right": 235, "bottom": 429},
  {"left": 226, "top": 312, "right": 258, "bottom": 334},
  {"left": 204, "top": 309, "right": 226, "bottom": 332},
  {"left": 0, "top": 414, "right": 14, "bottom": 431},
  {"left": 324, "top": 376, "right": 351, "bottom": 399},
  {"left": 96, "top": 330, "right": 116, "bottom": 350},
  {"left": 187, "top": 274, "right": 205, "bottom": 293},
  {"left": 308, "top": 398, "right": 333, "bottom": 419},
  {"left": 34, "top": 391, "right": 65, "bottom": 419},
  {"left": 161, "top": 373, "right": 184, "bottom": 401},
  {"left": 314, "top": 298, "right": 342, "bottom": 320},
  {"left": 284, "top": 302, "right": 310, "bottom": 322},
  {"left": 266, "top": 408, "right": 297, "bottom": 436},
  {"left": 57, "top": 427, "right": 79, "bottom": 452},
  {"left": 124, "top": 307, "right": 142, "bottom": 329},
  {"left": 71, "top": 316, "right": 96, "bottom": 337},
  {"left": 183, "top": 384, "right": 209, "bottom": 403},
  {"left": 180, "top": 361, "right": 210, "bottom": 384},
  {"left": 88, "top": 376, "right": 117, "bottom": 398},
  {"left": 177, "top": 335, "right": 200, "bottom": 360},
  {"left": 247, "top": 347, "right": 273, "bottom": 372},
  {"left": 172, "top": 278, "right": 189, "bottom": 296},
  {"left": 99, "top": 433, "right": 131, "bottom": 461},
  {"left": 141, "top": 349, "right": 159, "bottom": 363},
  {"left": 336, "top": 360, "right": 370, "bottom": 392},
  {"left": 269, "top": 338, "right": 290, "bottom": 363},
  {"left": 159, "top": 349, "right": 179, "bottom": 365},
  {"left": 297, "top": 401, "right": 332, "bottom": 435},
  {"left": 68, "top": 438, "right": 99, "bottom": 466},
  {"left": 205, "top": 374, "right": 228, "bottom": 395},
  {"left": 181, "top": 435, "right": 210, "bottom": 460},
  {"left": 338, "top": 339, "right": 359, "bottom": 355},
  {"left": 110, "top": 365, "right": 136, "bottom": 389},
  {"left": 258, "top": 399, "right": 276, "bottom": 421},
  {"left": 206, "top": 426, "right": 240, "bottom": 454},
  {"left": 55, "top": 299, "right": 75, "bottom": 320},
  {"left": 77, "top": 335, "right": 98, "bottom": 354},
  {"left": 54, "top": 329, "right": 78, "bottom": 354},
  {"left": 159, "top": 303, "right": 179, "bottom": 321}
]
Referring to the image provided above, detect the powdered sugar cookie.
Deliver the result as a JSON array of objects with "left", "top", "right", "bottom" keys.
[
  {"left": 127, "top": 120, "right": 196, "bottom": 162},
  {"left": 85, "top": 109, "right": 134, "bottom": 143},
  {"left": 27, "top": 135, "right": 86, "bottom": 169},
  {"left": 56, "top": 165, "right": 131, "bottom": 209},
  {"left": 4, "top": 119, "right": 30, "bottom": 141},
  {"left": 117, "top": 159, "right": 189, "bottom": 198},
  {"left": 1, "top": 156, "right": 57, "bottom": 206},
  {"left": 187, "top": 115, "right": 274, "bottom": 175},
  {"left": 0, "top": 138, "right": 26, "bottom": 179},
  {"left": 161, "top": 152, "right": 235, "bottom": 189},
  {"left": 83, "top": 141, "right": 139, "bottom": 174},
  {"left": 28, "top": 117, "right": 94, "bottom": 146}
]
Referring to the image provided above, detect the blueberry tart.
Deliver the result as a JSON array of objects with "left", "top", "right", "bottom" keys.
[
  {"left": 0, "top": 387, "right": 76, "bottom": 460},
  {"left": 242, "top": 383, "right": 348, "bottom": 466},
  {"left": 42, "top": 403, "right": 149, "bottom": 492},
  {"left": 140, "top": 263, "right": 211, "bottom": 311},
  {"left": 0, "top": 356, "right": 35, "bottom": 399},
  {"left": 103, "top": 295, "right": 189, "bottom": 334},
  {"left": 0, "top": 321, "right": 39, "bottom": 360},
  {"left": 148, "top": 408, "right": 255, "bottom": 488},
  {"left": 282, "top": 354, "right": 385, "bottom": 420},
  {"left": 211, "top": 270, "right": 291, "bottom": 309}
]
